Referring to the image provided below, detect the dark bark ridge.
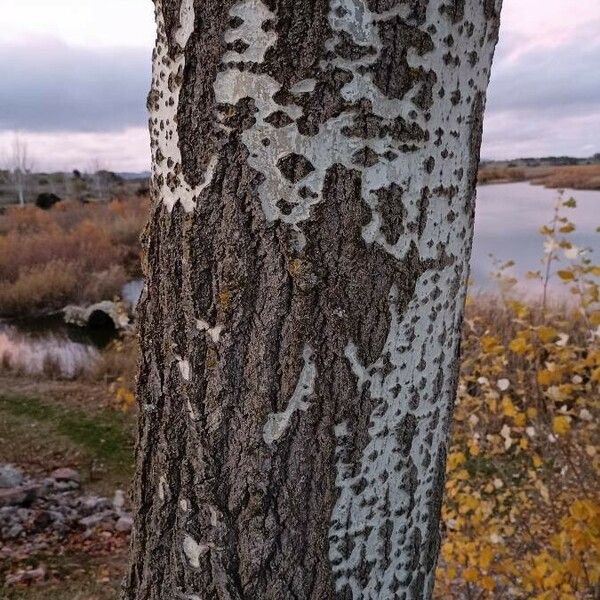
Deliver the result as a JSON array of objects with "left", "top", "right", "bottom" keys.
[{"left": 124, "top": 0, "right": 501, "bottom": 598}]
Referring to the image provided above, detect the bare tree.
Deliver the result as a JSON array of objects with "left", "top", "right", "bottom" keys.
[
  {"left": 9, "top": 134, "right": 34, "bottom": 206},
  {"left": 89, "top": 158, "right": 108, "bottom": 201},
  {"left": 124, "top": 1, "right": 502, "bottom": 599}
]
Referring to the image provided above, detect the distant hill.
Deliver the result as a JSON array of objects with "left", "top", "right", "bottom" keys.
[
  {"left": 481, "top": 154, "right": 600, "bottom": 169},
  {"left": 117, "top": 171, "right": 151, "bottom": 181}
]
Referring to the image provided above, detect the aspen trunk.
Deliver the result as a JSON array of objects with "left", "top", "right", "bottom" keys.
[{"left": 123, "top": 1, "right": 501, "bottom": 598}]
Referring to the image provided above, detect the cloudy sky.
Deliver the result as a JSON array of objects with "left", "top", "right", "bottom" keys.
[{"left": 0, "top": 0, "right": 598, "bottom": 172}]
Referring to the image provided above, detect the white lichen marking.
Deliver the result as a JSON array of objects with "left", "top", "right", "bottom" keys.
[
  {"left": 183, "top": 534, "right": 209, "bottom": 568},
  {"left": 263, "top": 345, "right": 316, "bottom": 445},
  {"left": 222, "top": 0, "right": 277, "bottom": 63},
  {"left": 213, "top": 0, "right": 432, "bottom": 253},
  {"left": 158, "top": 475, "right": 167, "bottom": 501},
  {"left": 150, "top": 1, "right": 217, "bottom": 212},
  {"left": 174, "top": 0, "right": 195, "bottom": 48},
  {"left": 178, "top": 358, "right": 191, "bottom": 381},
  {"left": 330, "top": 275, "right": 467, "bottom": 596},
  {"left": 209, "top": 505, "right": 220, "bottom": 527},
  {"left": 196, "top": 319, "right": 224, "bottom": 343}
]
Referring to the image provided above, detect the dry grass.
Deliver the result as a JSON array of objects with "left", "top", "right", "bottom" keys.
[
  {"left": 479, "top": 163, "right": 600, "bottom": 190},
  {"left": 0, "top": 198, "right": 148, "bottom": 316},
  {"left": 529, "top": 163, "right": 600, "bottom": 190},
  {"left": 91, "top": 334, "right": 139, "bottom": 390},
  {"left": 478, "top": 166, "right": 527, "bottom": 185}
]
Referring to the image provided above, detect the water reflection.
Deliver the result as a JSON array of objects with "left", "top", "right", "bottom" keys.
[{"left": 0, "top": 322, "right": 99, "bottom": 378}]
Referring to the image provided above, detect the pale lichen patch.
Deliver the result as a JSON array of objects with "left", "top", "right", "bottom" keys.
[
  {"left": 150, "top": 1, "right": 218, "bottom": 213},
  {"left": 178, "top": 358, "right": 191, "bottom": 381},
  {"left": 182, "top": 534, "right": 209, "bottom": 568},
  {"left": 223, "top": 0, "right": 276, "bottom": 63},
  {"left": 263, "top": 345, "right": 316, "bottom": 445},
  {"left": 196, "top": 319, "right": 224, "bottom": 343},
  {"left": 158, "top": 475, "right": 167, "bottom": 501}
]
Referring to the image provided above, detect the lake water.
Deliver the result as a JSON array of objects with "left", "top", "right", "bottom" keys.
[
  {"left": 471, "top": 182, "right": 600, "bottom": 294},
  {"left": 0, "top": 281, "right": 142, "bottom": 379},
  {"left": 1, "top": 183, "right": 598, "bottom": 377}
]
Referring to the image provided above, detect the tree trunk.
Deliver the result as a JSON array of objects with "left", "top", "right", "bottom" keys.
[{"left": 123, "top": 0, "right": 501, "bottom": 598}]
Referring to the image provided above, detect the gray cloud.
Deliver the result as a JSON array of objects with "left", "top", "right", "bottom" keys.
[
  {"left": 1, "top": 22, "right": 598, "bottom": 163},
  {"left": 480, "top": 20, "right": 600, "bottom": 157},
  {"left": 0, "top": 39, "right": 151, "bottom": 133},
  {"left": 487, "top": 28, "right": 600, "bottom": 117}
]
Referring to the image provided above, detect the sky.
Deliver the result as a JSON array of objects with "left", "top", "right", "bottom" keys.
[{"left": 0, "top": 0, "right": 598, "bottom": 172}]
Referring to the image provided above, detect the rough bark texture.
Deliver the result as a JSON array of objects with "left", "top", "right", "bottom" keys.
[{"left": 123, "top": 0, "right": 501, "bottom": 598}]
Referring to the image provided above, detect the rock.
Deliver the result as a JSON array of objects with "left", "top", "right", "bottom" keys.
[
  {"left": 0, "top": 485, "right": 39, "bottom": 508},
  {"left": 79, "top": 495, "right": 112, "bottom": 515},
  {"left": 5, "top": 565, "right": 46, "bottom": 586},
  {"left": 0, "top": 465, "right": 23, "bottom": 488},
  {"left": 53, "top": 480, "right": 79, "bottom": 492},
  {"left": 51, "top": 467, "right": 81, "bottom": 483},
  {"left": 115, "top": 514, "right": 133, "bottom": 533},
  {"left": 64, "top": 300, "right": 130, "bottom": 331},
  {"left": 113, "top": 489, "right": 126, "bottom": 511},
  {"left": 5, "top": 523, "right": 24, "bottom": 539},
  {"left": 79, "top": 511, "right": 115, "bottom": 530}
]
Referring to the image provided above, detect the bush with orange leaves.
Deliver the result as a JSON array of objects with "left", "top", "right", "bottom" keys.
[
  {"left": 0, "top": 198, "right": 148, "bottom": 316},
  {"left": 435, "top": 195, "right": 599, "bottom": 599}
]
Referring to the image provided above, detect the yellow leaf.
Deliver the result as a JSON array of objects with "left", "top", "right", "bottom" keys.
[
  {"left": 480, "top": 575, "right": 495, "bottom": 591},
  {"left": 557, "top": 270, "right": 575, "bottom": 281},
  {"left": 455, "top": 469, "right": 470, "bottom": 481},
  {"left": 513, "top": 412, "right": 526, "bottom": 427},
  {"left": 552, "top": 415, "right": 570, "bottom": 435},
  {"left": 537, "top": 326, "right": 557, "bottom": 343},
  {"left": 468, "top": 439, "right": 480, "bottom": 456},
  {"left": 532, "top": 454, "right": 543, "bottom": 468},
  {"left": 559, "top": 224, "right": 575, "bottom": 234},
  {"left": 501, "top": 397, "right": 517, "bottom": 418},
  {"left": 480, "top": 335, "right": 500, "bottom": 353},
  {"left": 463, "top": 567, "right": 478, "bottom": 583},
  {"left": 479, "top": 546, "right": 494, "bottom": 570},
  {"left": 537, "top": 370, "right": 555, "bottom": 386},
  {"left": 509, "top": 336, "right": 530, "bottom": 354},
  {"left": 447, "top": 451, "right": 466, "bottom": 471}
]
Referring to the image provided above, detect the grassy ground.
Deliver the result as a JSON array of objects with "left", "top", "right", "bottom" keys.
[
  {"left": 0, "top": 377, "right": 134, "bottom": 495},
  {"left": 0, "top": 377, "right": 135, "bottom": 599},
  {"left": 3, "top": 554, "right": 124, "bottom": 600}
]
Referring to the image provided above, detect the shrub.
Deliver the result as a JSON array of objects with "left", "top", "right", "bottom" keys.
[
  {"left": 0, "top": 197, "right": 148, "bottom": 315},
  {"left": 0, "top": 260, "right": 79, "bottom": 314},
  {"left": 435, "top": 194, "right": 600, "bottom": 599}
]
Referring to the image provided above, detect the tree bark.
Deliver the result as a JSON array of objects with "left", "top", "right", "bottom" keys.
[{"left": 123, "top": 0, "right": 501, "bottom": 598}]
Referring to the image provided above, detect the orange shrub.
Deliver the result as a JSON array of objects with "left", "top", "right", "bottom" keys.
[{"left": 0, "top": 197, "right": 148, "bottom": 315}]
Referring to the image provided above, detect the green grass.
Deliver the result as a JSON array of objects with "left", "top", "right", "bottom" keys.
[
  {"left": 0, "top": 394, "right": 132, "bottom": 469},
  {"left": 0, "top": 392, "right": 134, "bottom": 494},
  {"left": 0, "top": 391, "right": 135, "bottom": 596}
]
